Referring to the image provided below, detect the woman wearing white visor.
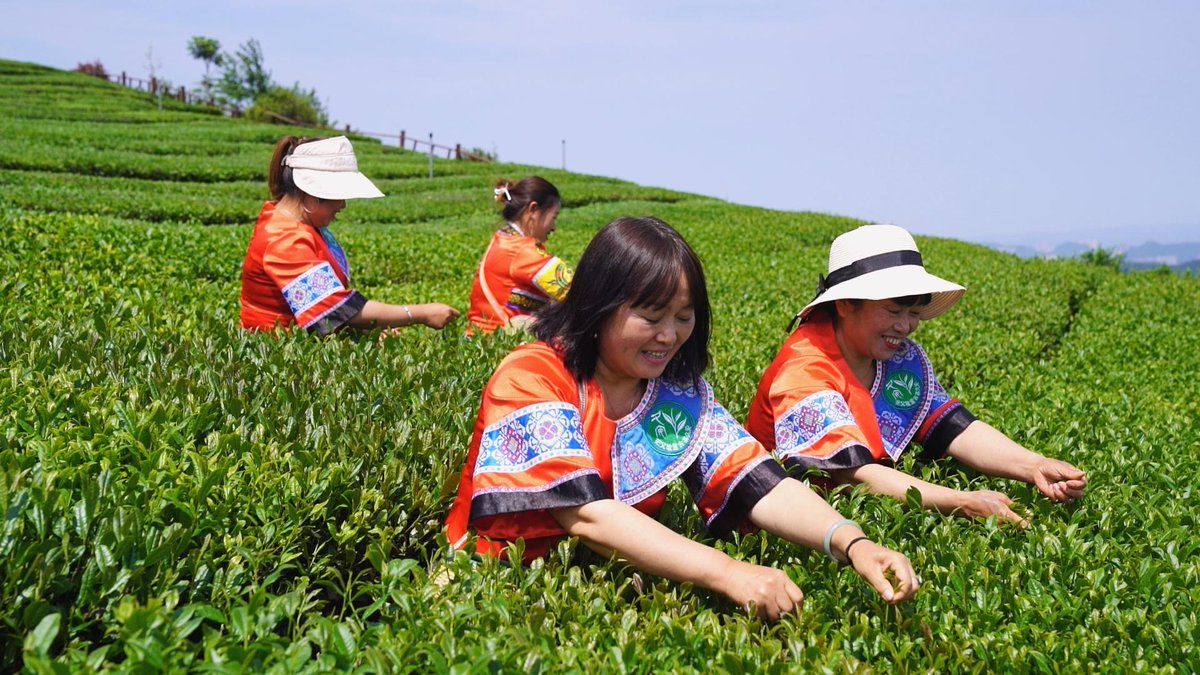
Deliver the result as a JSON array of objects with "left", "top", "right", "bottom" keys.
[
  {"left": 747, "top": 224, "right": 1086, "bottom": 525},
  {"left": 240, "top": 135, "right": 460, "bottom": 335}
]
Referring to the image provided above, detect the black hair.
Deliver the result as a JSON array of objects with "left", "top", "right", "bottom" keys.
[
  {"left": 494, "top": 176, "right": 561, "bottom": 223},
  {"left": 533, "top": 216, "right": 711, "bottom": 388},
  {"left": 798, "top": 293, "right": 933, "bottom": 331},
  {"left": 890, "top": 293, "right": 932, "bottom": 307}
]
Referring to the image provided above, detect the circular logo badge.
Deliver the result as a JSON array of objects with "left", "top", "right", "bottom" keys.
[
  {"left": 643, "top": 401, "right": 695, "bottom": 456},
  {"left": 884, "top": 371, "right": 922, "bottom": 410}
]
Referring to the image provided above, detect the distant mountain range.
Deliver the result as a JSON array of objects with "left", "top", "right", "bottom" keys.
[{"left": 989, "top": 240, "right": 1200, "bottom": 273}]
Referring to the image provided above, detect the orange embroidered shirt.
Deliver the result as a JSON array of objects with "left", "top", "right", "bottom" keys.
[
  {"left": 240, "top": 202, "right": 365, "bottom": 336},
  {"left": 467, "top": 228, "right": 572, "bottom": 333}
]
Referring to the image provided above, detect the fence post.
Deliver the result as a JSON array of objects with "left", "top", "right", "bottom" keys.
[
  {"left": 179, "top": 86, "right": 186, "bottom": 102},
  {"left": 455, "top": 144, "right": 461, "bottom": 160},
  {"left": 121, "top": 71, "right": 127, "bottom": 86},
  {"left": 428, "top": 133, "right": 434, "bottom": 178},
  {"left": 399, "top": 130, "right": 406, "bottom": 151}
]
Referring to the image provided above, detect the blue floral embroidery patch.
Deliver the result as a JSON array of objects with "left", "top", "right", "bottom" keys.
[
  {"left": 282, "top": 262, "right": 345, "bottom": 316},
  {"left": 774, "top": 390, "right": 857, "bottom": 460},
  {"left": 871, "top": 340, "right": 936, "bottom": 461},
  {"left": 693, "top": 403, "right": 756, "bottom": 490},
  {"left": 476, "top": 403, "right": 590, "bottom": 474},
  {"left": 613, "top": 379, "right": 709, "bottom": 505}
]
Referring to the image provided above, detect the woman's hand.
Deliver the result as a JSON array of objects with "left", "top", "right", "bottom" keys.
[
  {"left": 845, "top": 540, "right": 921, "bottom": 604},
  {"left": 716, "top": 559, "right": 805, "bottom": 621},
  {"left": 1031, "top": 458, "right": 1087, "bottom": 503},
  {"left": 955, "top": 490, "right": 1027, "bottom": 525},
  {"left": 413, "top": 303, "right": 461, "bottom": 329}
]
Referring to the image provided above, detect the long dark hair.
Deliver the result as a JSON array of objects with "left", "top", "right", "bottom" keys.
[{"left": 533, "top": 216, "right": 711, "bottom": 388}]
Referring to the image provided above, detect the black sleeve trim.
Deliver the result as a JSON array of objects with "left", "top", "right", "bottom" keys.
[
  {"left": 469, "top": 473, "right": 609, "bottom": 522},
  {"left": 918, "top": 407, "right": 978, "bottom": 461},
  {"left": 705, "top": 459, "right": 788, "bottom": 539},
  {"left": 307, "top": 291, "right": 367, "bottom": 337},
  {"left": 780, "top": 443, "right": 877, "bottom": 473}
]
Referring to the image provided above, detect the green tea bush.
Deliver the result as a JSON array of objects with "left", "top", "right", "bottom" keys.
[{"left": 3, "top": 59, "right": 1198, "bottom": 671}]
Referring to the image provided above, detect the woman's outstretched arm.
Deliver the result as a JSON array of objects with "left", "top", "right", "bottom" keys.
[
  {"left": 349, "top": 299, "right": 460, "bottom": 330},
  {"left": 832, "top": 462, "right": 1028, "bottom": 525},
  {"left": 552, "top": 500, "right": 805, "bottom": 620},
  {"left": 946, "top": 421, "right": 1087, "bottom": 502},
  {"left": 747, "top": 477, "right": 921, "bottom": 604}
]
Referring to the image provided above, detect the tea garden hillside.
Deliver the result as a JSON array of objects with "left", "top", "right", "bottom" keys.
[{"left": 2, "top": 59, "right": 1197, "bottom": 671}]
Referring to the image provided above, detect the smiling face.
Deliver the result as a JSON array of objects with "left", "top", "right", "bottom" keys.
[
  {"left": 595, "top": 273, "right": 696, "bottom": 394},
  {"left": 834, "top": 298, "right": 925, "bottom": 368}
]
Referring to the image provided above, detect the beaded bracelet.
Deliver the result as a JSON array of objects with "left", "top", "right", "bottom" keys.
[
  {"left": 402, "top": 305, "right": 414, "bottom": 324},
  {"left": 842, "top": 536, "right": 870, "bottom": 569}
]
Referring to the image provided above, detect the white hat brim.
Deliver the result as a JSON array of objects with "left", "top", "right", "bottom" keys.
[
  {"left": 293, "top": 168, "right": 384, "bottom": 200},
  {"left": 798, "top": 264, "right": 965, "bottom": 321}
]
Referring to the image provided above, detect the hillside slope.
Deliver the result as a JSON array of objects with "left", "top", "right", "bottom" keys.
[{"left": 2, "top": 59, "right": 1198, "bottom": 671}]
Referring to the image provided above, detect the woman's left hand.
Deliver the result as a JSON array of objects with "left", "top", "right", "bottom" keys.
[{"left": 1032, "top": 458, "right": 1087, "bottom": 503}]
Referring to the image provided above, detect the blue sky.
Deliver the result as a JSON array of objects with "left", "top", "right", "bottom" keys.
[{"left": 3, "top": 0, "right": 1198, "bottom": 247}]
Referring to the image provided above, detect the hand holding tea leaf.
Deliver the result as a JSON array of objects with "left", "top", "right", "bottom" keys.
[
  {"left": 719, "top": 559, "right": 805, "bottom": 621},
  {"left": 957, "top": 490, "right": 1027, "bottom": 526},
  {"left": 1032, "top": 458, "right": 1087, "bottom": 503},
  {"left": 846, "top": 540, "right": 922, "bottom": 604}
]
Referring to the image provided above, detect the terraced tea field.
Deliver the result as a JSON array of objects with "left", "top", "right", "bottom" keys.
[{"left": 2, "top": 59, "right": 1198, "bottom": 671}]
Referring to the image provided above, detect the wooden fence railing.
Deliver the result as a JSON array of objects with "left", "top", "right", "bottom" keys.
[{"left": 95, "top": 70, "right": 493, "bottom": 162}]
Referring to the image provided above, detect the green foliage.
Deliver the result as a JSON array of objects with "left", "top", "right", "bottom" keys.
[
  {"left": 3, "top": 58, "right": 1200, "bottom": 671},
  {"left": 245, "top": 84, "right": 330, "bottom": 127},
  {"left": 1077, "top": 246, "right": 1125, "bottom": 271},
  {"left": 186, "top": 36, "right": 222, "bottom": 76},
  {"left": 187, "top": 36, "right": 223, "bottom": 102},
  {"left": 215, "top": 38, "right": 273, "bottom": 109}
]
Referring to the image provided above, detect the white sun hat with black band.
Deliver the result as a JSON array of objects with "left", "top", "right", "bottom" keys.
[
  {"left": 283, "top": 136, "right": 385, "bottom": 200},
  {"left": 796, "top": 224, "right": 965, "bottom": 323}
]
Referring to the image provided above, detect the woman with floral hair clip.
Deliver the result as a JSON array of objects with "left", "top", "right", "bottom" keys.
[{"left": 467, "top": 176, "right": 573, "bottom": 333}]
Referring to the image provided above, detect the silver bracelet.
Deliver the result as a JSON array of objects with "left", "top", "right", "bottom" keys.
[
  {"left": 822, "top": 519, "right": 859, "bottom": 559},
  {"left": 402, "top": 305, "right": 414, "bottom": 324}
]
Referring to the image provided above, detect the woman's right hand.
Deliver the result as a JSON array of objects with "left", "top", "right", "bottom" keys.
[
  {"left": 845, "top": 540, "right": 921, "bottom": 604},
  {"left": 715, "top": 559, "right": 805, "bottom": 621},
  {"left": 413, "top": 303, "right": 461, "bottom": 329},
  {"left": 956, "top": 490, "right": 1027, "bottom": 525}
]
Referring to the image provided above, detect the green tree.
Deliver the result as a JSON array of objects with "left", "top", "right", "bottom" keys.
[
  {"left": 186, "top": 36, "right": 222, "bottom": 76},
  {"left": 187, "top": 36, "right": 222, "bottom": 102},
  {"left": 216, "top": 38, "right": 274, "bottom": 109},
  {"left": 245, "top": 84, "right": 330, "bottom": 127}
]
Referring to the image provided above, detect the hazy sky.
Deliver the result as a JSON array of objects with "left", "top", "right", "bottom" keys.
[{"left": 4, "top": 1, "right": 1198, "bottom": 247}]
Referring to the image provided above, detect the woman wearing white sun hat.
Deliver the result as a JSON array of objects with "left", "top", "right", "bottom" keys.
[
  {"left": 240, "top": 135, "right": 460, "bottom": 335},
  {"left": 746, "top": 224, "right": 1086, "bottom": 525}
]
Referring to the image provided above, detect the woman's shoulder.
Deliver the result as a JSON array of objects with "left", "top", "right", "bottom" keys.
[
  {"left": 495, "top": 342, "right": 571, "bottom": 378},
  {"left": 766, "top": 325, "right": 849, "bottom": 393},
  {"left": 486, "top": 342, "right": 578, "bottom": 403}
]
